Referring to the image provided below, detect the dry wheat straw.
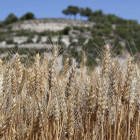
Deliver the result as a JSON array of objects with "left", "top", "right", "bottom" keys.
[{"left": 0, "top": 45, "right": 139, "bottom": 139}]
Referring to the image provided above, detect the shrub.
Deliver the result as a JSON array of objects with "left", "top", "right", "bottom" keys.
[
  {"left": 20, "top": 12, "right": 35, "bottom": 20},
  {"left": 4, "top": 13, "right": 18, "bottom": 24},
  {"left": 26, "top": 37, "right": 33, "bottom": 43},
  {"left": 0, "top": 22, "right": 5, "bottom": 27},
  {"left": 63, "top": 26, "right": 71, "bottom": 35},
  {"left": 6, "top": 39, "right": 14, "bottom": 44}
]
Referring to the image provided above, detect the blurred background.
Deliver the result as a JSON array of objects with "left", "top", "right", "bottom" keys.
[{"left": 0, "top": 0, "right": 139, "bottom": 68}]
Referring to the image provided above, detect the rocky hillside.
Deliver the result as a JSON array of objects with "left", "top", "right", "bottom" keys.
[
  {"left": 0, "top": 18, "right": 94, "bottom": 48},
  {"left": 12, "top": 18, "right": 94, "bottom": 32},
  {"left": 0, "top": 18, "right": 139, "bottom": 69}
]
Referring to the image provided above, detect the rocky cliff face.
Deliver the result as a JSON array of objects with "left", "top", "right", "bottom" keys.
[{"left": 12, "top": 18, "right": 95, "bottom": 32}]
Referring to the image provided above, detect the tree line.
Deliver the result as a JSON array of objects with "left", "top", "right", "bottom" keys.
[
  {"left": 62, "top": 6, "right": 139, "bottom": 26},
  {"left": 0, "top": 6, "right": 139, "bottom": 28},
  {"left": 0, "top": 12, "right": 35, "bottom": 27},
  {"left": 62, "top": 6, "right": 95, "bottom": 20}
]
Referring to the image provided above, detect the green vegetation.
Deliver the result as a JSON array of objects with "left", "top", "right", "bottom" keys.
[
  {"left": 62, "top": 26, "right": 71, "bottom": 35},
  {"left": 4, "top": 13, "right": 18, "bottom": 25},
  {"left": 0, "top": 12, "right": 35, "bottom": 27},
  {"left": 62, "top": 6, "right": 79, "bottom": 19},
  {"left": 20, "top": 12, "right": 35, "bottom": 20},
  {"left": 26, "top": 37, "right": 33, "bottom": 43},
  {"left": 62, "top": 5, "right": 139, "bottom": 26},
  {"left": 0, "top": 22, "right": 4, "bottom": 27},
  {"left": 61, "top": 6, "right": 140, "bottom": 57},
  {"left": 6, "top": 39, "right": 14, "bottom": 44}
]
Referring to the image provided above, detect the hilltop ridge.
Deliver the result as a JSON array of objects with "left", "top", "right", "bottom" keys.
[{"left": 9, "top": 18, "right": 94, "bottom": 32}]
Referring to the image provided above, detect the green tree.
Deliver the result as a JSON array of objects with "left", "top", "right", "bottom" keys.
[
  {"left": 116, "top": 17, "right": 127, "bottom": 25},
  {"left": 105, "top": 14, "right": 117, "bottom": 24},
  {"left": 79, "top": 8, "right": 85, "bottom": 20},
  {"left": 4, "top": 13, "right": 18, "bottom": 24},
  {"left": 62, "top": 9, "right": 69, "bottom": 18},
  {"left": 89, "top": 10, "right": 103, "bottom": 22},
  {"left": 67, "top": 6, "right": 73, "bottom": 19},
  {"left": 85, "top": 7, "right": 92, "bottom": 20},
  {"left": 92, "top": 10, "right": 103, "bottom": 17},
  {"left": 71, "top": 6, "right": 79, "bottom": 19},
  {"left": 20, "top": 12, "right": 35, "bottom": 20},
  {"left": 64, "top": 6, "right": 79, "bottom": 19}
]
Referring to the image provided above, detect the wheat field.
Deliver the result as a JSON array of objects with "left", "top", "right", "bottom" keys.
[{"left": 0, "top": 45, "right": 139, "bottom": 140}]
